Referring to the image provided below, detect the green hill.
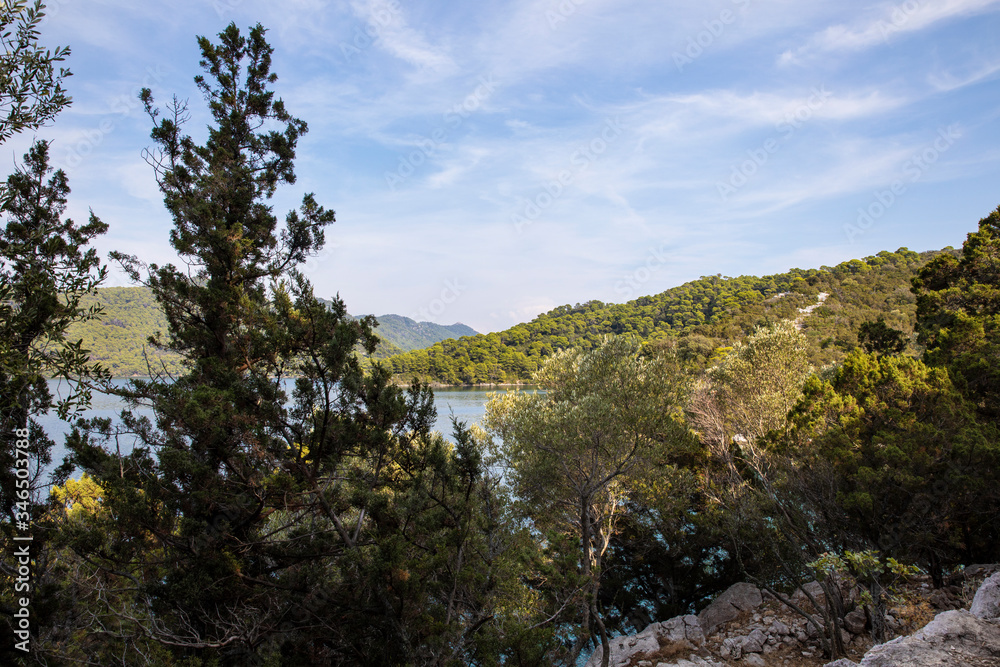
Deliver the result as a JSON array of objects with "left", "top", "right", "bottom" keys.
[
  {"left": 384, "top": 247, "right": 954, "bottom": 385},
  {"left": 66, "top": 287, "right": 187, "bottom": 377},
  {"left": 66, "top": 288, "right": 478, "bottom": 376},
  {"left": 65, "top": 249, "right": 950, "bottom": 380}
]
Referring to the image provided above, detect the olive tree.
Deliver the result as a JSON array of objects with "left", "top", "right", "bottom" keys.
[{"left": 485, "top": 336, "right": 689, "bottom": 667}]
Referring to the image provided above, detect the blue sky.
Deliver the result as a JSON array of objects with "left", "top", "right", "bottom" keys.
[{"left": 15, "top": 0, "right": 1000, "bottom": 333}]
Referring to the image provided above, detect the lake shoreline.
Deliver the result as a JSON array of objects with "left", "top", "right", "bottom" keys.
[{"left": 424, "top": 382, "right": 532, "bottom": 389}]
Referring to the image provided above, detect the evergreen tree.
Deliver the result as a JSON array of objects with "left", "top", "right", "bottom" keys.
[
  {"left": 61, "top": 24, "right": 526, "bottom": 665},
  {"left": 857, "top": 316, "right": 907, "bottom": 356},
  {"left": 66, "top": 22, "right": 375, "bottom": 659},
  {"left": 913, "top": 205, "right": 1000, "bottom": 419},
  {"left": 786, "top": 350, "right": 1000, "bottom": 583},
  {"left": 0, "top": 140, "right": 107, "bottom": 656}
]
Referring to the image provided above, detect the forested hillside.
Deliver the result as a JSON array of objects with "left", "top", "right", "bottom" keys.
[
  {"left": 67, "top": 249, "right": 946, "bottom": 380},
  {"left": 385, "top": 247, "right": 951, "bottom": 385},
  {"left": 67, "top": 287, "right": 478, "bottom": 375},
  {"left": 67, "top": 286, "right": 185, "bottom": 376}
]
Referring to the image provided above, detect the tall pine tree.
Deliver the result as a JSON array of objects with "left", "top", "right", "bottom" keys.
[{"left": 59, "top": 24, "right": 527, "bottom": 665}]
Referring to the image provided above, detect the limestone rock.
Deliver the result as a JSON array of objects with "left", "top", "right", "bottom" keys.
[
  {"left": 970, "top": 572, "right": 1000, "bottom": 620},
  {"left": 655, "top": 657, "right": 724, "bottom": 667},
  {"left": 769, "top": 619, "right": 789, "bottom": 636},
  {"left": 743, "top": 654, "right": 766, "bottom": 667},
  {"left": 741, "top": 628, "right": 766, "bottom": 653},
  {"left": 823, "top": 660, "right": 859, "bottom": 667},
  {"left": 792, "top": 580, "right": 826, "bottom": 607},
  {"left": 962, "top": 564, "right": 1000, "bottom": 580},
  {"left": 583, "top": 615, "right": 705, "bottom": 667},
  {"left": 583, "top": 625, "right": 660, "bottom": 667},
  {"left": 928, "top": 588, "right": 959, "bottom": 611},
  {"left": 720, "top": 636, "right": 742, "bottom": 659},
  {"left": 659, "top": 614, "right": 706, "bottom": 645},
  {"left": 843, "top": 609, "right": 867, "bottom": 635},
  {"left": 698, "top": 583, "right": 764, "bottom": 636},
  {"left": 859, "top": 610, "right": 1000, "bottom": 666}
]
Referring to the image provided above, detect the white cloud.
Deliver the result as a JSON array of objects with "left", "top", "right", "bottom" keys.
[
  {"left": 349, "top": 0, "right": 454, "bottom": 72},
  {"left": 928, "top": 59, "right": 1000, "bottom": 91},
  {"left": 783, "top": 0, "right": 1000, "bottom": 62}
]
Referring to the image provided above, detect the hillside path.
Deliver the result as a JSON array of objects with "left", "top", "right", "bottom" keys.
[{"left": 794, "top": 292, "right": 828, "bottom": 330}]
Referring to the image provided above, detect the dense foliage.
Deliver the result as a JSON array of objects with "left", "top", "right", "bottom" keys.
[
  {"left": 913, "top": 205, "right": 1000, "bottom": 420},
  {"left": 0, "top": 1, "right": 71, "bottom": 149},
  {"left": 30, "top": 24, "right": 535, "bottom": 666},
  {"left": 0, "top": 8, "right": 110, "bottom": 658},
  {"left": 484, "top": 338, "right": 693, "bottom": 667}
]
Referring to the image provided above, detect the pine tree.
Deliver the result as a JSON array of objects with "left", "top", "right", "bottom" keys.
[
  {"left": 913, "top": 205, "right": 1000, "bottom": 419},
  {"left": 0, "top": 140, "right": 107, "bottom": 657},
  {"left": 61, "top": 23, "right": 523, "bottom": 664}
]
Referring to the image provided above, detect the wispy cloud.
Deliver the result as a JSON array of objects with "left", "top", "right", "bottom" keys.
[
  {"left": 349, "top": 0, "right": 454, "bottom": 72},
  {"left": 781, "top": 0, "right": 1000, "bottom": 64},
  {"left": 643, "top": 87, "right": 907, "bottom": 129},
  {"left": 928, "top": 58, "right": 1000, "bottom": 91}
]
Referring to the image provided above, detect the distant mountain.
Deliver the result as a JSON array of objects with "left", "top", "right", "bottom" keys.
[
  {"left": 64, "top": 288, "right": 478, "bottom": 377},
  {"left": 370, "top": 315, "right": 477, "bottom": 353}
]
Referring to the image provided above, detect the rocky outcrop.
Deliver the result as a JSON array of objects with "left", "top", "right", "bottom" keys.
[
  {"left": 854, "top": 610, "right": 1000, "bottom": 666},
  {"left": 582, "top": 615, "right": 707, "bottom": 667},
  {"left": 697, "top": 582, "right": 764, "bottom": 635},
  {"left": 970, "top": 572, "right": 1000, "bottom": 620},
  {"left": 823, "top": 571, "right": 1000, "bottom": 667},
  {"left": 585, "top": 567, "right": 1000, "bottom": 667}
]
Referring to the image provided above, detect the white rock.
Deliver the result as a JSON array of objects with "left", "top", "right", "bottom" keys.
[
  {"left": 859, "top": 610, "right": 1000, "bottom": 666},
  {"left": 583, "top": 614, "right": 706, "bottom": 667},
  {"left": 722, "top": 636, "right": 743, "bottom": 659},
  {"left": 741, "top": 629, "right": 767, "bottom": 653},
  {"left": 970, "top": 572, "right": 1000, "bottom": 620},
  {"left": 699, "top": 583, "right": 764, "bottom": 636}
]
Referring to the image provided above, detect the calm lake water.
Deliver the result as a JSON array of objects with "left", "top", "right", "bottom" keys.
[{"left": 39, "top": 380, "right": 535, "bottom": 472}]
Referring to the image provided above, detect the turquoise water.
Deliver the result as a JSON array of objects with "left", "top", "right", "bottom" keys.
[{"left": 38, "top": 380, "right": 536, "bottom": 471}]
